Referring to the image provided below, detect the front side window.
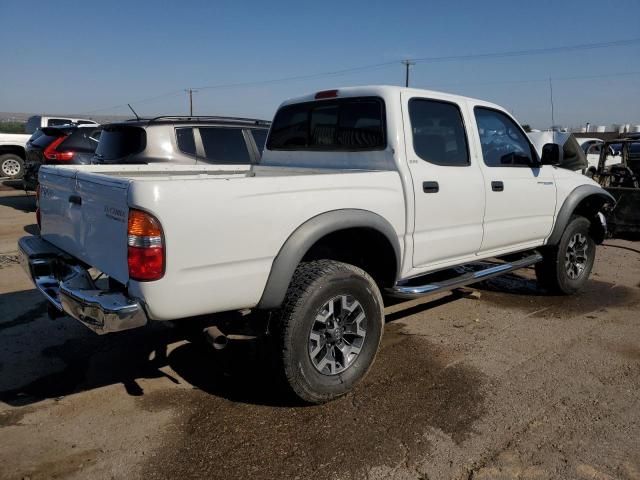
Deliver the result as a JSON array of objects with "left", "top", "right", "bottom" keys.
[
  {"left": 267, "top": 97, "right": 385, "bottom": 151},
  {"left": 199, "top": 127, "right": 251, "bottom": 164},
  {"left": 474, "top": 107, "right": 534, "bottom": 167},
  {"left": 409, "top": 98, "right": 469, "bottom": 166},
  {"left": 176, "top": 128, "right": 196, "bottom": 156}
]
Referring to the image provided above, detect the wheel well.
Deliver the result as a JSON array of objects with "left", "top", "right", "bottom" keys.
[
  {"left": 574, "top": 194, "right": 609, "bottom": 243},
  {"left": 301, "top": 227, "right": 398, "bottom": 288},
  {"left": 0, "top": 145, "right": 26, "bottom": 159}
]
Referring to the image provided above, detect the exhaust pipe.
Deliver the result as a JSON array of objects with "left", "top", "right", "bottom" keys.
[{"left": 204, "top": 326, "right": 229, "bottom": 350}]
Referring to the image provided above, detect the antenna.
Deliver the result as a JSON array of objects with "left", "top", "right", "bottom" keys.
[
  {"left": 127, "top": 103, "right": 140, "bottom": 120},
  {"left": 549, "top": 77, "right": 555, "bottom": 129}
]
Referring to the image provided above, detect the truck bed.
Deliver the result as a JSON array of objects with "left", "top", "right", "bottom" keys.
[{"left": 37, "top": 163, "right": 405, "bottom": 320}]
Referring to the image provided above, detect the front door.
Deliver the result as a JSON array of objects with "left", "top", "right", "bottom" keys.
[
  {"left": 472, "top": 107, "right": 557, "bottom": 253},
  {"left": 402, "top": 94, "right": 485, "bottom": 268}
]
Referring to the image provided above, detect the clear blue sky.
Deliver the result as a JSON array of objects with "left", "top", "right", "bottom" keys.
[{"left": 1, "top": 0, "right": 639, "bottom": 128}]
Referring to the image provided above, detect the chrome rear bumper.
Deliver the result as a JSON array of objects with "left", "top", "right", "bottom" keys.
[{"left": 18, "top": 235, "right": 148, "bottom": 334}]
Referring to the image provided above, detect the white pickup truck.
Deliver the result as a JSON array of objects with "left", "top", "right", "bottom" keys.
[
  {"left": 19, "top": 86, "right": 614, "bottom": 403},
  {"left": 0, "top": 132, "right": 30, "bottom": 178}
]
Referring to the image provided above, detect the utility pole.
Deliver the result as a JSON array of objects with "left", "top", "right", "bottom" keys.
[
  {"left": 401, "top": 60, "right": 415, "bottom": 87},
  {"left": 185, "top": 88, "right": 197, "bottom": 116}
]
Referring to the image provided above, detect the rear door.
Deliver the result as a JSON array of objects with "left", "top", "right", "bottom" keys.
[
  {"left": 402, "top": 93, "right": 485, "bottom": 267},
  {"left": 471, "top": 106, "right": 556, "bottom": 253},
  {"left": 39, "top": 167, "right": 130, "bottom": 283}
]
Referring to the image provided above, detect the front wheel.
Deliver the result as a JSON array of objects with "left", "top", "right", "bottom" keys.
[
  {"left": 0, "top": 154, "right": 24, "bottom": 179},
  {"left": 535, "top": 215, "right": 596, "bottom": 294},
  {"left": 275, "top": 260, "right": 384, "bottom": 403}
]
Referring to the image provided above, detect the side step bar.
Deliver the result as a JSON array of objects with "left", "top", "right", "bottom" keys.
[{"left": 388, "top": 251, "right": 543, "bottom": 299}]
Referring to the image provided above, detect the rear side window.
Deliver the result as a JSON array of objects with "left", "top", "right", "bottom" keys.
[
  {"left": 199, "top": 127, "right": 251, "bottom": 164},
  {"left": 267, "top": 97, "right": 385, "bottom": 151},
  {"left": 59, "top": 128, "right": 101, "bottom": 152},
  {"left": 409, "top": 99, "right": 470, "bottom": 166},
  {"left": 77, "top": 120, "right": 96, "bottom": 125},
  {"left": 250, "top": 129, "right": 268, "bottom": 154},
  {"left": 95, "top": 127, "right": 146, "bottom": 161},
  {"left": 176, "top": 128, "right": 196, "bottom": 156}
]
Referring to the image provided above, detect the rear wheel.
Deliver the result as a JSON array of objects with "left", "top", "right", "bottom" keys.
[
  {"left": 275, "top": 260, "right": 384, "bottom": 403},
  {"left": 535, "top": 215, "right": 595, "bottom": 294},
  {"left": 0, "top": 154, "right": 24, "bottom": 179}
]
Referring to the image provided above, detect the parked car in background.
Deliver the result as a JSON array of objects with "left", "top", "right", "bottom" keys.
[
  {"left": 0, "top": 132, "right": 30, "bottom": 179},
  {"left": 585, "top": 142, "right": 622, "bottom": 175},
  {"left": 23, "top": 125, "right": 101, "bottom": 190},
  {"left": 25, "top": 115, "right": 98, "bottom": 134},
  {"left": 576, "top": 137, "right": 603, "bottom": 154},
  {"left": 527, "top": 131, "right": 587, "bottom": 172},
  {"left": 592, "top": 139, "right": 640, "bottom": 235},
  {"left": 92, "top": 116, "right": 270, "bottom": 166}
]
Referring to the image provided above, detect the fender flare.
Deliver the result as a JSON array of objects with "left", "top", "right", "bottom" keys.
[
  {"left": 547, "top": 184, "right": 615, "bottom": 245},
  {"left": 257, "top": 209, "right": 401, "bottom": 310}
]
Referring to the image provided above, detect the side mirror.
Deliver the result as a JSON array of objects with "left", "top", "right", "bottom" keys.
[{"left": 541, "top": 143, "right": 560, "bottom": 165}]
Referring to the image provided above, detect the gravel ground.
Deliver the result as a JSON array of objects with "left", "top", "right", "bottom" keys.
[{"left": 0, "top": 185, "right": 639, "bottom": 480}]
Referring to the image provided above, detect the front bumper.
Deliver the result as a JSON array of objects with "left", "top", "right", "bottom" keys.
[{"left": 18, "top": 235, "right": 148, "bottom": 334}]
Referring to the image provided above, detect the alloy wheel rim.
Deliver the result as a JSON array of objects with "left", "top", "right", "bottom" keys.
[
  {"left": 309, "top": 294, "right": 367, "bottom": 375},
  {"left": 565, "top": 233, "right": 588, "bottom": 280},
  {"left": 1, "top": 159, "right": 20, "bottom": 177}
]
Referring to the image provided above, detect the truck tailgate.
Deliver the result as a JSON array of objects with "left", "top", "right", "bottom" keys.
[{"left": 39, "top": 166, "right": 130, "bottom": 283}]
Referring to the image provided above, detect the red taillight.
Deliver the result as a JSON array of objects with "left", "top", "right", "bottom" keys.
[
  {"left": 127, "top": 209, "right": 164, "bottom": 281},
  {"left": 43, "top": 135, "right": 74, "bottom": 162},
  {"left": 35, "top": 185, "right": 41, "bottom": 229},
  {"left": 315, "top": 89, "right": 339, "bottom": 99}
]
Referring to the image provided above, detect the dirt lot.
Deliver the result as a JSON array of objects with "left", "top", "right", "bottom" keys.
[{"left": 1, "top": 182, "right": 639, "bottom": 480}]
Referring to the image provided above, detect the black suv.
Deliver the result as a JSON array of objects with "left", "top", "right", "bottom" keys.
[
  {"left": 93, "top": 116, "right": 270, "bottom": 166},
  {"left": 23, "top": 125, "right": 101, "bottom": 190}
]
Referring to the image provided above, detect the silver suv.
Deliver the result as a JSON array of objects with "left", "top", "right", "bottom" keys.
[{"left": 93, "top": 116, "right": 270, "bottom": 166}]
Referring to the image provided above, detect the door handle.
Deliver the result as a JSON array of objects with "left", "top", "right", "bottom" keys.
[
  {"left": 423, "top": 181, "right": 439, "bottom": 193},
  {"left": 68, "top": 194, "right": 82, "bottom": 205},
  {"left": 491, "top": 181, "right": 504, "bottom": 192}
]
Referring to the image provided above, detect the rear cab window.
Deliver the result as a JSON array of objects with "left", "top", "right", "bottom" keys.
[
  {"left": 95, "top": 126, "right": 146, "bottom": 162},
  {"left": 47, "top": 118, "right": 72, "bottom": 127},
  {"left": 267, "top": 96, "right": 385, "bottom": 151}
]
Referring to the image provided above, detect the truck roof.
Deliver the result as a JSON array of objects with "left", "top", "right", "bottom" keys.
[{"left": 279, "top": 85, "right": 504, "bottom": 111}]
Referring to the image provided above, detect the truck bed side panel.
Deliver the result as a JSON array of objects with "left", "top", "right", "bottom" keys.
[{"left": 126, "top": 170, "right": 405, "bottom": 320}]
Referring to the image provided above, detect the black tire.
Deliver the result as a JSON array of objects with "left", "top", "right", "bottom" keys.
[
  {"left": 275, "top": 260, "right": 384, "bottom": 404},
  {"left": 0, "top": 154, "right": 24, "bottom": 179},
  {"left": 535, "top": 215, "right": 596, "bottom": 294}
]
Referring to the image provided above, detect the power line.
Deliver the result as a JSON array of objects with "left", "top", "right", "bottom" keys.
[{"left": 79, "top": 37, "right": 640, "bottom": 115}]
